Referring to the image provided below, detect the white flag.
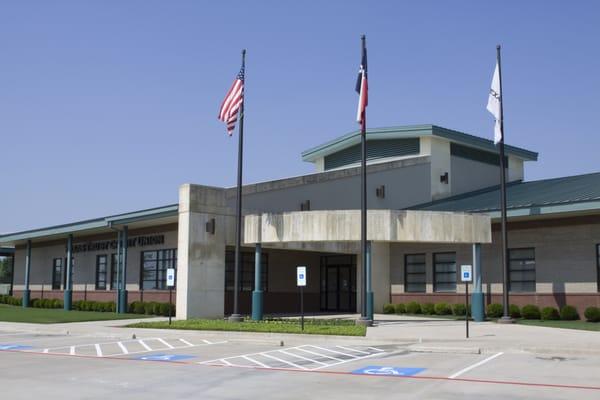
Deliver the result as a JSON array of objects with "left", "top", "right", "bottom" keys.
[{"left": 487, "top": 62, "right": 502, "bottom": 144}]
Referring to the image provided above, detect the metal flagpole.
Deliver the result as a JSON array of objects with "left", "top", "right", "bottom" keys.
[
  {"left": 358, "top": 35, "right": 372, "bottom": 326},
  {"left": 496, "top": 45, "right": 512, "bottom": 323},
  {"left": 229, "top": 49, "right": 246, "bottom": 323}
]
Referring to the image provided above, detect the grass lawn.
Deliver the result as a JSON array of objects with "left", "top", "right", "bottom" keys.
[
  {"left": 516, "top": 319, "right": 600, "bottom": 332},
  {"left": 128, "top": 318, "right": 367, "bottom": 336},
  {"left": 0, "top": 304, "right": 151, "bottom": 324}
]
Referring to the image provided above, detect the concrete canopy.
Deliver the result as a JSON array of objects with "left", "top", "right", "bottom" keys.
[{"left": 244, "top": 209, "right": 491, "bottom": 245}]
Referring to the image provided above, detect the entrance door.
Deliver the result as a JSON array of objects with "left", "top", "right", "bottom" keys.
[{"left": 320, "top": 255, "right": 356, "bottom": 312}]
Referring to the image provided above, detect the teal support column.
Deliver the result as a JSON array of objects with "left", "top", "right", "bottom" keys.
[
  {"left": 115, "top": 230, "right": 122, "bottom": 313},
  {"left": 22, "top": 240, "right": 31, "bottom": 308},
  {"left": 366, "top": 241, "right": 374, "bottom": 321},
  {"left": 63, "top": 234, "right": 73, "bottom": 310},
  {"left": 251, "top": 243, "right": 263, "bottom": 321},
  {"left": 471, "top": 243, "right": 485, "bottom": 322},
  {"left": 118, "top": 226, "right": 128, "bottom": 313}
]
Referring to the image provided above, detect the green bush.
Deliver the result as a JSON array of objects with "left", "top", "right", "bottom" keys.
[
  {"left": 394, "top": 303, "right": 406, "bottom": 314},
  {"left": 72, "top": 300, "right": 83, "bottom": 310},
  {"left": 132, "top": 301, "right": 146, "bottom": 314},
  {"left": 42, "top": 299, "right": 53, "bottom": 308},
  {"left": 486, "top": 303, "right": 503, "bottom": 318},
  {"left": 107, "top": 301, "right": 116, "bottom": 312},
  {"left": 159, "top": 302, "right": 174, "bottom": 317},
  {"left": 51, "top": 299, "right": 63, "bottom": 309},
  {"left": 509, "top": 304, "right": 521, "bottom": 319},
  {"left": 383, "top": 303, "right": 395, "bottom": 314},
  {"left": 434, "top": 302, "right": 452, "bottom": 315},
  {"left": 584, "top": 306, "right": 600, "bottom": 322},
  {"left": 541, "top": 307, "right": 560, "bottom": 321},
  {"left": 144, "top": 302, "right": 157, "bottom": 315},
  {"left": 560, "top": 305, "right": 579, "bottom": 321},
  {"left": 452, "top": 303, "right": 467, "bottom": 316},
  {"left": 405, "top": 301, "right": 421, "bottom": 314},
  {"left": 421, "top": 303, "right": 435, "bottom": 315},
  {"left": 521, "top": 304, "right": 541, "bottom": 320},
  {"left": 31, "top": 298, "right": 41, "bottom": 308}
]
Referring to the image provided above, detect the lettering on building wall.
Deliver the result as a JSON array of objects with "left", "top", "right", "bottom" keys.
[{"left": 70, "top": 235, "right": 165, "bottom": 253}]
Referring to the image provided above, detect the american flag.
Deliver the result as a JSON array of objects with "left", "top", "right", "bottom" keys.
[
  {"left": 355, "top": 40, "right": 368, "bottom": 127},
  {"left": 218, "top": 67, "right": 245, "bottom": 135}
]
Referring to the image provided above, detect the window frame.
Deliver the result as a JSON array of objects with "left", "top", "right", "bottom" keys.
[
  {"left": 52, "top": 258, "right": 62, "bottom": 290},
  {"left": 404, "top": 253, "right": 426, "bottom": 293},
  {"left": 139, "top": 249, "right": 177, "bottom": 290},
  {"left": 95, "top": 254, "right": 108, "bottom": 290},
  {"left": 433, "top": 252, "right": 457, "bottom": 293},
  {"left": 225, "top": 250, "right": 268, "bottom": 292},
  {"left": 508, "top": 247, "right": 536, "bottom": 293}
]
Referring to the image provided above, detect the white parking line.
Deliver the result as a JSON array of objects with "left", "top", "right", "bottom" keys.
[
  {"left": 157, "top": 338, "right": 174, "bottom": 349},
  {"left": 94, "top": 344, "right": 103, "bottom": 357},
  {"left": 279, "top": 349, "right": 328, "bottom": 366},
  {"left": 138, "top": 340, "right": 152, "bottom": 351},
  {"left": 295, "top": 346, "right": 343, "bottom": 362},
  {"left": 178, "top": 338, "right": 193, "bottom": 346},
  {"left": 335, "top": 345, "right": 371, "bottom": 355},
  {"left": 307, "top": 345, "right": 356, "bottom": 358},
  {"left": 448, "top": 352, "right": 504, "bottom": 379},
  {"left": 242, "top": 356, "right": 270, "bottom": 368},
  {"left": 117, "top": 342, "right": 129, "bottom": 354},
  {"left": 261, "top": 353, "right": 308, "bottom": 370}
]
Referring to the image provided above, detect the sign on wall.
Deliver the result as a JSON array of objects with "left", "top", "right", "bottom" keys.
[
  {"left": 296, "top": 266, "right": 307, "bottom": 287},
  {"left": 71, "top": 234, "right": 165, "bottom": 253},
  {"left": 461, "top": 265, "right": 473, "bottom": 282},
  {"left": 167, "top": 268, "right": 176, "bottom": 287}
]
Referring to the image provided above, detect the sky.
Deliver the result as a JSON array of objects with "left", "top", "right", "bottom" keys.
[{"left": 1, "top": 1, "right": 599, "bottom": 233}]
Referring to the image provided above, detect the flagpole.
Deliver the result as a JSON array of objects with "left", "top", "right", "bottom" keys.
[
  {"left": 358, "top": 35, "right": 372, "bottom": 326},
  {"left": 496, "top": 45, "right": 512, "bottom": 323},
  {"left": 229, "top": 49, "right": 246, "bottom": 323}
]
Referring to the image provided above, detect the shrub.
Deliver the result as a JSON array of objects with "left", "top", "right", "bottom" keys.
[
  {"left": 42, "top": 299, "right": 53, "bottom": 308},
  {"left": 541, "top": 307, "right": 560, "bottom": 321},
  {"left": 521, "top": 304, "right": 541, "bottom": 320},
  {"left": 31, "top": 298, "right": 41, "bottom": 308},
  {"left": 144, "top": 302, "right": 157, "bottom": 315},
  {"left": 73, "top": 300, "right": 83, "bottom": 311},
  {"left": 394, "top": 303, "right": 406, "bottom": 314},
  {"left": 131, "top": 301, "right": 146, "bottom": 314},
  {"left": 584, "top": 306, "right": 600, "bottom": 322},
  {"left": 421, "top": 303, "right": 435, "bottom": 315},
  {"left": 405, "top": 301, "right": 421, "bottom": 314},
  {"left": 107, "top": 301, "right": 116, "bottom": 312},
  {"left": 560, "top": 305, "right": 579, "bottom": 321},
  {"left": 159, "top": 302, "right": 174, "bottom": 317},
  {"left": 383, "top": 304, "right": 395, "bottom": 314},
  {"left": 52, "top": 299, "right": 63, "bottom": 309},
  {"left": 509, "top": 304, "right": 521, "bottom": 319},
  {"left": 434, "top": 302, "right": 452, "bottom": 315},
  {"left": 486, "top": 303, "right": 503, "bottom": 318},
  {"left": 453, "top": 303, "right": 467, "bottom": 316}
]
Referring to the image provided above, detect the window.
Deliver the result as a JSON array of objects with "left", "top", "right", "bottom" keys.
[
  {"left": 225, "top": 250, "right": 268, "bottom": 292},
  {"left": 95, "top": 255, "right": 108, "bottom": 290},
  {"left": 404, "top": 254, "right": 426, "bottom": 293},
  {"left": 434, "top": 252, "right": 456, "bottom": 292},
  {"left": 509, "top": 248, "right": 536, "bottom": 292},
  {"left": 597, "top": 245, "right": 600, "bottom": 292},
  {"left": 52, "top": 258, "right": 62, "bottom": 290},
  {"left": 141, "top": 249, "right": 177, "bottom": 290},
  {"left": 111, "top": 253, "right": 122, "bottom": 290}
]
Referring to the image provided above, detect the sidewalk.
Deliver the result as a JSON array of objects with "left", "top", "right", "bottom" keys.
[
  {"left": 368, "top": 314, "right": 600, "bottom": 356},
  {"left": 1, "top": 314, "right": 598, "bottom": 356}
]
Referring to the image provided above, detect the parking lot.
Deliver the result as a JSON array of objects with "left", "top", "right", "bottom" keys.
[{"left": 2, "top": 327, "right": 600, "bottom": 399}]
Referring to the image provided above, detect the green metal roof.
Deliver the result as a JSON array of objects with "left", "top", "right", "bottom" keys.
[
  {"left": 0, "top": 204, "right": 178, "bottom": 243},
  {"left": 411, "top": 172, "right": 600, "bottom": 217},
  {"left": 301, "top": 124, "right": 538, "bottom": 163}
]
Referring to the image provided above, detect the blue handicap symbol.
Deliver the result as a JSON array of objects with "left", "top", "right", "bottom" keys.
[
  {"left": 463, "top": 272, "right": 470, "bottom": 278},
  {"left": 134, "top": 354, "right": 196, "bottom": 362},
  {"left": 352, "top": 366, "right": 426, "bottom": 376},
  {"left": 0, "top": 344, "right": 33, "bottom": 351},
  {"left": 299, "top": 274, "right": 304, "bottom": 279}
]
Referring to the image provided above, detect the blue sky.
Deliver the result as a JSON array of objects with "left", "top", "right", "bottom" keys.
[{"left": 1, "top": 1, "right": 599, "bottom": 232}]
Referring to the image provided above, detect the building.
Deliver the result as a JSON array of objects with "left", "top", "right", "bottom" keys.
[{"left": 1, "top": 124, "right": 599, "bottom": 319}]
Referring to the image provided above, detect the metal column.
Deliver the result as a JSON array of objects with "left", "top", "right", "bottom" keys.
[
  {"left": 251, "top": 243, "right": 263, "bottom": 321},
  {"left": 366, "top": 241, "right": 374, "bottom": 320},
  {"left": 118, "top": 226, "right": 128, "bottom": 313},
  {"left": 22, "top": 240, "right": 31, "bottom": 308},
  {"left": 471, "top": 243, "right": 485, "bottom": 321},
  {"left": 63, "top": 235, "right": 73, "bottom": 310}
]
